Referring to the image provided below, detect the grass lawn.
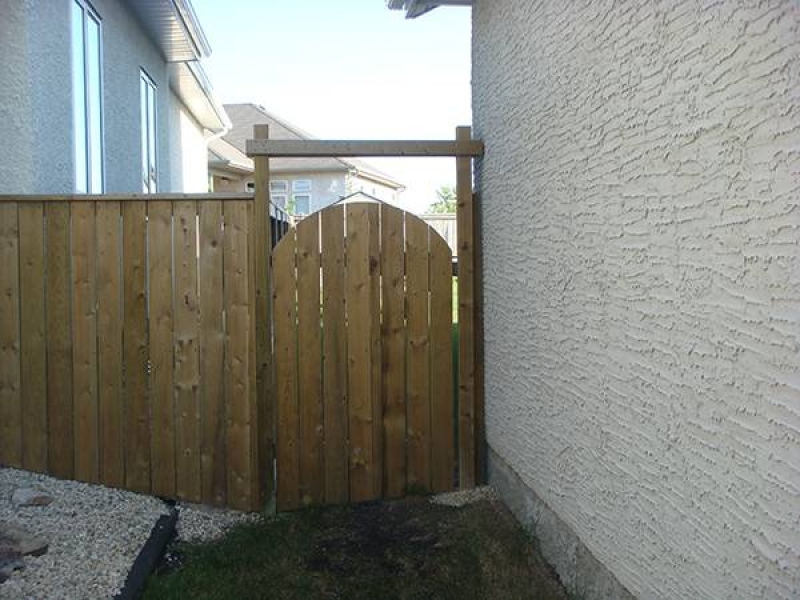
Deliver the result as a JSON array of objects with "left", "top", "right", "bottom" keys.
[{"left": 144, "top": 495, "right": 566, "bottom": 600}]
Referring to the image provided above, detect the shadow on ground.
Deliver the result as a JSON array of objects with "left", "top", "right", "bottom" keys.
[{"left": 144, "top": 496, "right": 567, "bottom": 600}]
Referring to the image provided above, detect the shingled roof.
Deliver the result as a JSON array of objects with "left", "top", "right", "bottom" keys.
[{"left": 220, "top": 103, "right": 404, "bottom": 189}]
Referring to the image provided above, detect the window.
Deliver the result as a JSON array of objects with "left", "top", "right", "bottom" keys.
[
  {"left": 245, "top": 182, "right": 255, "bottom": 192},
  {"left": 293, "top": 194, "right": 311, "bottom": 215},
  {"left": 140, "top": 70, "right": 157, "bottom": 193},
  {"left": 72, "top": 0, "right": 103, "bottom": 193},
  {"left": 292, "top": 179, "right": 311, "bottom": 193},
  {"left": 270, "top": 180, "right": 288, "bottom": 192},
  {"left": 271, "top": 193, "right": 287, "bottom": 209},
  {"left": 270, "top": 180, "right": 288, "bottom": 203}
]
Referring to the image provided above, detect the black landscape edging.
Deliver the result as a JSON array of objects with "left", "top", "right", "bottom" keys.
[{"left": 115, "top": 503, "right": 177, "bottom": 600}]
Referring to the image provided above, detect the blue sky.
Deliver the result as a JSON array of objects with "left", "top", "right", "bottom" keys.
[{"left": 192, "top": 0, "right": 472, "bottom": 213}]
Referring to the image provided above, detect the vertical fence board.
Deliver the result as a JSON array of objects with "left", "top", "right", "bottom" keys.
[
  {"left": 321, "top": 206, "right": 348, "bottom": 503},
  {"left": 96, "top": 202, "right": 124, "bottom": 487},
  {"left": 273, "top": 230, "right": 299, "bottom": 510},
  {"left": 405, "top": 217, "right": 431, "bottom": 489},
  {"left": 173, "top": 201, "right": 201, "bottom": 502},
  {"left": 224, "top": 201, "right": 255, "bottom": 510},
  {"left": 367, "top": 205, "right": 382, "bottom": 497},
  {"left": 296, "top": 213, "right": 323, "bottom": 505},
  {"left": 430, "top": 234, "right": 455, "bottom": 492},
  {"left": 345, "top": 204, "right": 377, "bottom": 502},
  {"left": 0, "top": 203, "right": 21, "bottom": 467},
  {"left": 45, "top": 203, "right": 73, "bottom": 478},
  {"left": 199, "top": 200, "right": 226, "bottom": 506},
  {"left": 246, "top": 200, "right": 260, "bottom": 507},
  {"left": 456, "top": 126, "right": 476, "bottom": 488},
  {"left": 123, "top": 201, "right": 150, "bottom": 493},
  {"left": 18, "top": 203, "right": 47, "bottom": 472},
  {"left": 71, "top": 202, "right": 98, "bottom": 482},
  {"left": 380, "top": 205, "right": 406, "bottom": 497},
  {"left": 148, "top": 201, "right": 176, "bottom": 497}
]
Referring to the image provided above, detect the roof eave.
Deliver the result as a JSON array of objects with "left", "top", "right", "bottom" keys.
[
  {"left": 387, "top": 0, "right": 472, "bottom": 19},
  {"left": 169, "top": 61, "right": 230, "bottom": 134}
]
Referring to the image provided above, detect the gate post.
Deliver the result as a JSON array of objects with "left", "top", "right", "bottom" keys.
[
  {"left": 253, "top": 124, "right": 275, "bottom": 509},
  {"left": 456, "top": 125, "right": 484, "bottom": 487}
]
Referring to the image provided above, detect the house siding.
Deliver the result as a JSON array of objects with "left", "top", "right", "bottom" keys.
[
  {"left": 473, "top": 2, "right": 799, "bottom": 599},
  {"left": 0, "top": 0, "right": 191, "bottom": 194}
]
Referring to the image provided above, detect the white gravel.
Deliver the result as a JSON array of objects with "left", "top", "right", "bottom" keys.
[
  {"left": 0, "top": 468, "right": 169, "bottom": 600},
  {"left": 175, "top": 502, "right": 260, "bottom": 543},
  {"left": 430, "top": 485, "right": 498, "bottom": 507}
]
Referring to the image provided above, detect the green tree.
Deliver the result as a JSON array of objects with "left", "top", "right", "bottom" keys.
[{"left": 427, "top": 185, "right": 457, "bottom": 213}]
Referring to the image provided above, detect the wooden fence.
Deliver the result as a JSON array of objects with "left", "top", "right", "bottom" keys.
[
  {"left": 0, "top": 128, "right": 484, "bottom": 514},
  {"left": 0, "top": 193, "right": 271, "bottom": 511}
]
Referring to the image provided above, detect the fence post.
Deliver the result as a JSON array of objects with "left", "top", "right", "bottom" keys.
[
  {"left": 253, "top": 124, "right": 275, "bottom": 509},
  {"left": 456, "top": 125, "right": 480, "bottom": 488}
]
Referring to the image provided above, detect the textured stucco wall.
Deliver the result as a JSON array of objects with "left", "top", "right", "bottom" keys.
[
  {"left": 0, "top": 0, "right": 34, "bottom": 192},
  {"left": 168, "top": 89, "right": 209, "bottom": 193},
  {"left": 0, "top": 0, "right": 173, "bottom": 193},
  {"left": 90, "top": 0, "right": 172, "bottom": 192},
  {"left": 473, "top": 2, "right": 799, "bottom": 599}
]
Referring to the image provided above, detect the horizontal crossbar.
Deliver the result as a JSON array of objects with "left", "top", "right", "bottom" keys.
[{"left": 245, "top": 139, "right": 484, "bottom": 158}]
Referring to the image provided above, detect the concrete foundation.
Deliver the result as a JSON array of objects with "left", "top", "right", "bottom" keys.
[{"left": 489, "top": 448, "right": 636, "bottom": 600}]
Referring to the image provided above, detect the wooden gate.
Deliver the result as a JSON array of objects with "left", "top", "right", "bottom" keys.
[{"left": 272, "top": 201, "right": 455, "bottom": 510}]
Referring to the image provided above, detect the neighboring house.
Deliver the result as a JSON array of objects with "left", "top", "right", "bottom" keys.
[
  {"left": 209, "top": 103, "right": 404, "bottom": 215},
  {"left": 0, "top": 0, "right": 228, "bottom": 194},
  {"left": 392, "top": 2, "right": 799, "bottom": 600}
]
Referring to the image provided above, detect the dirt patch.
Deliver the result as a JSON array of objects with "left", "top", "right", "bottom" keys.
[{"left": 145, "top": 495, "right": 567, "bottom": 600}]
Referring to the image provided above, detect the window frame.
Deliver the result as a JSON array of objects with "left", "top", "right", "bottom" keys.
[
  {"left": 292, "top": 179, "right": 312, "bottom": 193},
  {"left": 270, "top": 180, "right": 289, "bottom": 193},
  {"left": 139, "top": 68, "right": 158, "bottom": 193},
  {"left": 292, "top": 193, "right": 311, "bottom": 215},
  {"left": 72, "top": 0, "right": 105, "bottom": 193}
]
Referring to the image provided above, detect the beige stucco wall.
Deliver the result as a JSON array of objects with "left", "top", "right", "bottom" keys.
[{"left": 473, "top": 1, "right": 799, "bottom": 599}]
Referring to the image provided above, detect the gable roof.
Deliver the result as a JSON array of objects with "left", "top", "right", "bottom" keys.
[{"left": 222, "top": 103, "right": 404, "bottom": 190}]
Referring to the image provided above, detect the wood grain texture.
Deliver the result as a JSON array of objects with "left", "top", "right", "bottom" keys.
[
  {"left": 429, "top": 233, "right": 455, "bottom": 492},
  {"left": 224, "top": 201, "right": 255, "bottom": 510},
  {"left": 456, "top": 126, "right": 476, "bottom": 488},
  {"left": 321, "top": 205, "right": 348, "bottom": 503},
  {"left": 405, "top": 216, "right": 431, "bottom": 490},
  {"left": 273, "top": 230, "right": 299, "bottom": 510},
  {"left": 95, "top": 202, "right": 124, "bottom": 487},
  {"left": 45, "top": 203, "right": 73, "bottom": 478},
  {"left": 71, "top": 202, "right": 98, "bottom": 482},
  {"left": 380, "top": 204, "right": 406, "bottom": 497},
  {"left": 173, "top": 201, "right": 201, "bottom": 502},
  {"left": 148, "top": 201, "right": 176, "bottom": 498},
  {"left": 367, "top": 204, "right": 382, "bottom": 497},
  {"left": 18, "top": 203, "right": 47, "bottom": 472},
  {"left": 296, "top": 213, "right": 323, "bottom": 505},
  {"left": 345, "top": 204, "right": 377, "bottom": 502},
  {"left": 252, "top": 125, "right": 274, "bottom": 507},
  {"left": 0, "top": 202, "right": 21, "bottom": 467},
  {"left": 199, "top": 200, "right": 226, "bottom": 506},
  {"left": 122, "top": 201, "right": 150, "bottom": 493}
]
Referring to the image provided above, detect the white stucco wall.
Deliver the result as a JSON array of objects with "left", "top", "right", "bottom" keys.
[
  {"left": 473, "top": 2, "right": 799, "bottom": 599},
  {"left": 168, "top": 90, "right": 209, "bottom": 193}
]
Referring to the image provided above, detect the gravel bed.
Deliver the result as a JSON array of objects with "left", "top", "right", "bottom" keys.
[
  {"left": 430, "top": 485, "right": 498, "bottom": 507},
  {"left": 0, "top": 468, "right": 169, "bottom": 600},
  {"left": 175, "top": 502, "right": 260, "bottom": 543}
]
